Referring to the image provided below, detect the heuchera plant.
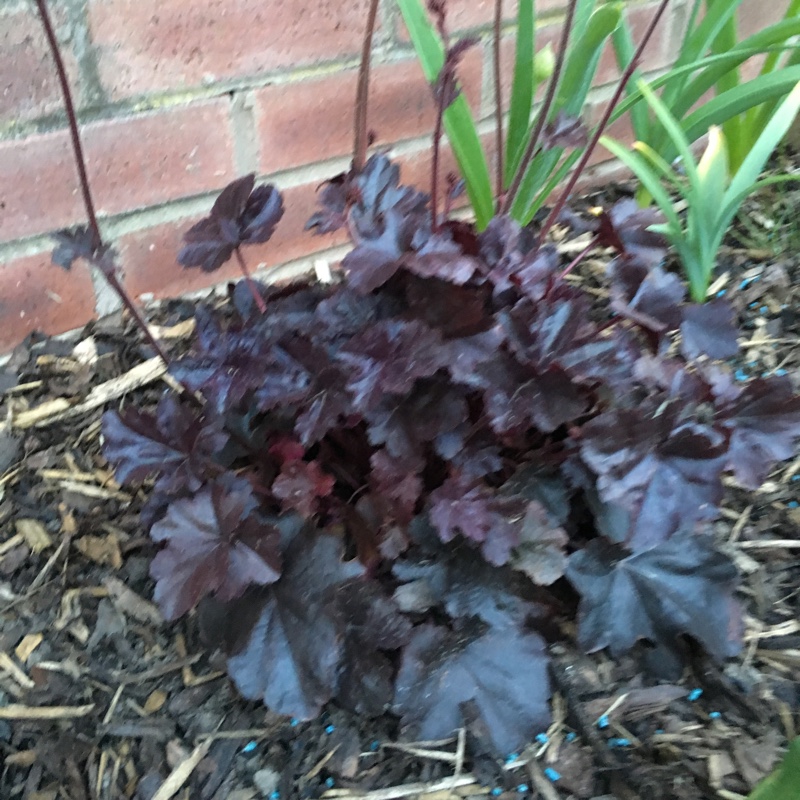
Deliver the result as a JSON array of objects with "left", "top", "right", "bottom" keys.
[{"left": 33, "top": 0, "right": 800, "bottom": 754}]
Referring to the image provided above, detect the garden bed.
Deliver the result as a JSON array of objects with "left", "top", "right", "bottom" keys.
[{"left": 1, "top": 166, "right": 799, "bottom": 800}]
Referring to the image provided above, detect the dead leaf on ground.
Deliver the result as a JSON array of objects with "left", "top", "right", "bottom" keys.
[
  {"left": 74, "top": 533, "right": 123, "bottom": 569},
  {"left": 104, "top": 576, "right": 163, "bottom": 627},
  {"left": 15, "top": 519, "right": 53, "bottom": 553}
]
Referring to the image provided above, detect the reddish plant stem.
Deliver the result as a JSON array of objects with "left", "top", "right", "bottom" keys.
[
  {"left": 537, "top": 0, "right": 671, "bottom": 249},
  {"left": 234, "top": 247, "right": 268, "bottom": 314},
  {"left": 493, "top": 0, "right": 504, "bottom": 203},
  {"left": 558, "top": 236, "right": 598, "bottom": 281},
  {"left": 101, "top": 266, "right": 171, "bottom": 362},
  {"left": 353, "top": 0, "right": 380, "bottom": 172},
  {"left": 429, "top": 3, "right": 451, "bottom": 234},
  {"left": 501, "top": 0, "right": 578, "bottom": 215},
  {"left": 34, "top": 0, "right": 101, "bottom": 251},
  {"left": 34, "top": 0, "right": 171, "bottom": 364},
  {"left": 431, "top": 80, "right": 448, "bottom": 233}
]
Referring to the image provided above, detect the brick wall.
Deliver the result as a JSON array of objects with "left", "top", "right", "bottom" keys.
[{"left": 0, "top": 0, "right": 780, "bottom": 352}]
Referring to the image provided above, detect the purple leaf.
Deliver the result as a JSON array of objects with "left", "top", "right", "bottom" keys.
[
  {"left": 567, "top": 535, "right": 742, "bottom": 662},
  {"left": 394, "top": 547, "right": 540, "bottom": 628},
  {"left": 370, "top": 449, "right": 424, "bottom": 526},
  {"left": 102, "top": 395, "right": 224, "bottom": 494},
  {"left": 393, "top": 622, "right": 551, "bottom": 755},
  {"left": 580, "top": 411, "right": 728, "bottom": 549},
  {"left": 510, "top": 501, "right": 569, "bottom": 585},
  {"left": 272, "top": 459, "right": 335, "bottom": 518},
  {"left": 429, "top": 473, "right": 527, "bottom": 566},
  {"left": 150, "top": 476, "right": 282, "bottom": 620},
  {"left": 367, "top": 378, "right": 469, "bottom": 461},
  {"left": 541, "top": 111, "right": 588, "bottom": 150},
  {"left": 680, "top": 300, "right": 739, "bottom": 360},
  {"left": 595, "top": 199, "right": 668, "bottom": 267},
  {"left": 610, "top": 263, "right": 685, "bottom": 335},
  {"left": 306, "top": 171, "right": 351, "bottom": 234},
  {"left": 179, "top": 174, "right": 284, "bottom": 272},
  {"left": 225, "top": 531, "right": 364, "bottom": 720},
  {"left": 337, "top": 319, "right": 447, "bottom": 411},
  {"left": 336, "top": 582, "right": 412, "bottom": 716},
  {"left": 403, "top": 232, "right": 480, "bottom": 285},
  {"left": 716, "top": 376, "right": 800, "bottom": 488},
  {"left": 51, "top": 225, "right": 115, "bottom": 272}
]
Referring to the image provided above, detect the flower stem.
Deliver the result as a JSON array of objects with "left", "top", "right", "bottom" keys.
[
  {"left": 235, "top": 247, "right": 267, "bottom": 314},
  {"left": 501, "top": 0, "right": 578, "bottom": 215},
  {"left": 558, "top": 235, "right": 598, "bottom": 281},
  {"left": 34, "top": 0, "right": 171, "bottom": 364},
  {"left": 353, "top": 0, "right": 380, "bottom": 173},
  {"left": 536, "top": 0, "right": 671, "bottom": 248},
  {"left": 34, "top": 0, "right": 101, "bottom": 251}
]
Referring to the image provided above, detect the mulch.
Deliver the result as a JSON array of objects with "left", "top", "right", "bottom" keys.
[{"left": 1, "top": 168, "right": 799, "bottom": 800}]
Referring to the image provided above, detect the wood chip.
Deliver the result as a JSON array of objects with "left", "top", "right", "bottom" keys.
[
  {"left": 15, "top": 519, "right": 53, "bottom": 553},
  {"left": 151, "top": 737, "right": 214, "bottom": 800},
  {"left": 15, "top": 633, "right": 43, "bottom": 663},
  {"left": 10, "top": 356, "right": 166, "bottom": 430},
  {"left": 4, "top": 749, "right": 38, "bottom": 767},
  {"left": 143, "top": 689, "right": 168, "bottom": 715},
  {"left": 0, "top": 651, "right": 35, "bottom": 689},
  {"left": 74, "top": 533, "right": 123, "bottom": 569},
  {"left": 0, "top": 533, "right": 24, "bottom": 556},
  {"left": 322, "top": 775, "right": 477, "bottom": 800},
  {"left": 0, "top": 703, "right": 94, "bottom": 719},
  {"left": 104, "top": 576, "right": 163, "bottom": 626}
]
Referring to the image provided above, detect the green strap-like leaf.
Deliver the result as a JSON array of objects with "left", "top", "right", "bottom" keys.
[
  {"left": 505, "top": 0, "right": 535, "bottom": 187},
  {"left": 723, "top": 80, "right": 800, "bottom": 217},
  {"left": 682, "top": 68, "right": 800, "bottom": 151},
  {"left": 396, "top": 0, "right": 494, "bottom": 229},
  {"left": 660, "top": 0, "right": 744, "bottom": 110},
  {"left": 610, "top": 4, "right": 648, "bottom": 141},
  {"left": 555, "top": 3, "right": 622, "bottom": 116},
  {"left": 747, "top": 738, "right": 800, "bottom": 800},
  {"left": 704, "top": 0, "right": 743, "bottom": 164}
]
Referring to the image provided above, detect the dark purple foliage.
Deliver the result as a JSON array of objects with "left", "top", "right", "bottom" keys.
[
  {"left": 52, "top": 225, "right": 116, "bottom": 272},
  {"left": 150, "top": 476, "right": 282, "bottom": 620},
  {"left": 594, "top": 198, "right": 668, "bottom": 268},
  {"left": 716, "top": 376, "right": 800, "bottom": 488},
  {"left": 680, "top": 300, "right": 740, "bottom": 360},
  {"left": 225, "top": 531, "right": 364, "bottom": 719},
  {"left": 393, "top": 622, "right": 551, "bottom": 755},
  {"left": 567, "top": 534, "right": 742, "bottom": 666},
  {"left": 100, "top": 152, "right": 800, "bottom": 754},
  {"left": 179, "top": 174, "right": 284, "bottom": 271},
  {"left": 541, "top": 111, "right": 588, "bottom": 150}
]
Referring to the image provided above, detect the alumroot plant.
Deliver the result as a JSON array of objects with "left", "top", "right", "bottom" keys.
[{"left": 29, "top": 0, "right": 800, "bottom": 755}]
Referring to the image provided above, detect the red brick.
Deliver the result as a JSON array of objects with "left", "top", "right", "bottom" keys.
[
  {"left": 0, "top": 99, "right": 235, "bottom": 243},
  {"left": 245, "top": 180, "right": 349, "bottom": 268},
  {"left": 89, "top": 0, "right": 374, "bottom": 101},
  {"left": 497, "top": 23, "right": 561, "bottom": 112},
  {"left": 255, "top": 51, "right": 483, "bottom": 174},
  {"left": 585, "top": 96, "right": 636, "bottom": 167},
  {"left": 0, "top": 6, "right": 81, "bottom": 128},
  {"left": 594, "top": 2, "right": 671, "bottom": 88},
  {"left": 396, "top": 0, "right": 565, "bottom": 39},
  {"left": 120, "top": 180, "right": 349, "bottom": 301},
  {"left": 734, "top": 0, "right": 788, "bottom": 38},
  {"left": 119, "top": 215, "right": 239, "bottom": 301},
  {"left": 0, "top": 249, "right": 97, "bottom": 352}
]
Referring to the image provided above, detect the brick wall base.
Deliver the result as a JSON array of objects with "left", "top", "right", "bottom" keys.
[{"left": 0, "top": 0, "right": 783, "bottom": 353}]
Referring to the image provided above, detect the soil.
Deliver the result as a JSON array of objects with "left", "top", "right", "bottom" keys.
[{"left": 1, "top": 166, "right": 799, "bottom": 800}]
